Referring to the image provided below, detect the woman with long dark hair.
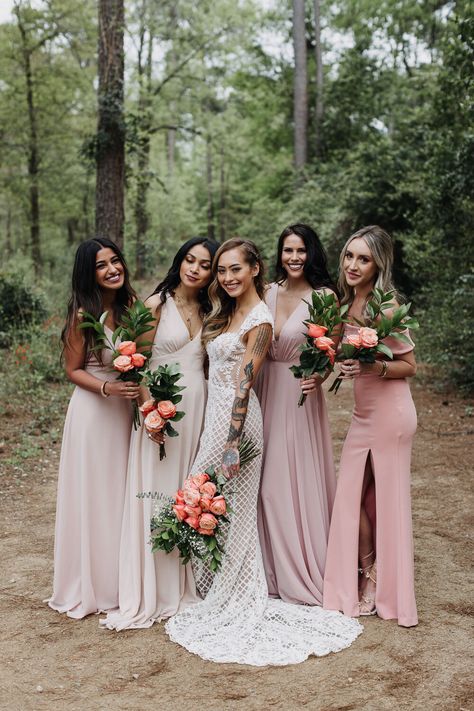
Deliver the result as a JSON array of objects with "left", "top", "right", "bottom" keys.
[
  {"left": 103, "top": 236, "right": 218, "bottom": 630},
  {"left": 165, "top": 238, "right": 361, "bottom": 665},
  {"left": 47, "top": 237, "right": 139, "bottom": 618},
  {"left": 255, "top": 223, "right": 338, "bottom": 606},
  {"left": 323, "top": 226, "right": 418, "bottom": 626}
]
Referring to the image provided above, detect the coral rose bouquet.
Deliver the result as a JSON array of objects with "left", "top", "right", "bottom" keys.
[
  {"left": 147, "top": 435, "right": 260, "bottom": 572},
  {"left": 79, "top": 301, "right": 155, "bottom": 428},
  {"left": 290, "top": 290, "right": 348, "bottom": 406},
  {"left": 141, "top": 362, "right": 186, "bottom": 460},
  {"left": 329, "top": 288, "right": 419, "bottom": 394}
]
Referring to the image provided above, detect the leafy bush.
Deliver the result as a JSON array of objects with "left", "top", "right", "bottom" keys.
[
  {"left": 0, "top": 272, "right": 48, "bottom": 345},
  {"left": 417, "top": 274, "right": 474, "bottom": 395}
]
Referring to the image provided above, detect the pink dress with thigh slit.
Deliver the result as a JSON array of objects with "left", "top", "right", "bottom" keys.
[{"left": 323, "top": 323, "right": 418, "bottom": 627}]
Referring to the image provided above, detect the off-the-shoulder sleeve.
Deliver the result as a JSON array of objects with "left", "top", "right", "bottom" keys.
[
  {"left": 383, "top": 328, "right": 415, "bottom": 355},
  {"left": 238, "top": 302, "right": 274, "bottom": 339}
]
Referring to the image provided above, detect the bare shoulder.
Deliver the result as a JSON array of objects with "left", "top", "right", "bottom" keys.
[{"left": 144, "top": 292, "right": 163, "bottom": 317}]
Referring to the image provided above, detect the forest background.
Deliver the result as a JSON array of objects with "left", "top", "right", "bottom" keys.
[{"left": 0, "top": 0, "right": 472, "bottom": 400}]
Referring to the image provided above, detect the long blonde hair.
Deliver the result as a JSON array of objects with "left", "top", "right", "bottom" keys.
[
  {"left": 338, "top": 225, "right": 398, "bottom": 315},
  {"left": 202, "top": 238, "right": 265, "bottom": 347}
]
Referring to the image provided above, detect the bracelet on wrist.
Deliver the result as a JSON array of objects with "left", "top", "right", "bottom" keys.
[
  {"left": 379, "top": 360, "right": 388, "bottom": 378},
  {"left": 101, "top": 380, "right": 110, "bottom": 398}
]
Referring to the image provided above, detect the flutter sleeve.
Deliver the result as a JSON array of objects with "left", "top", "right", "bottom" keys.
[{"left": 382, "top": 328, "right": 415, "bottom": 356}]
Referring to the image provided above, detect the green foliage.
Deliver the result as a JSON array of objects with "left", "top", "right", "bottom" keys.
[
  {"left": 0, "top": 272, "right": 48, "bottom": 345},
  {"left": 417, "top": 274, "right": 474, "bottom": 395}
]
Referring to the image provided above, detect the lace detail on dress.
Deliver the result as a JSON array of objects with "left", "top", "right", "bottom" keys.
[{"left": 166, "top": 301, "right": 362, "bottom": 665}]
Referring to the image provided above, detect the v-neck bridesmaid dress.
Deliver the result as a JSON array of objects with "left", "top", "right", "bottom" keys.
[
  {"left": 102, "top": 296, "right": 205, "bottom": 629},
  {"left": 255, "top": 283, "right": 337, "bottom": 605}
]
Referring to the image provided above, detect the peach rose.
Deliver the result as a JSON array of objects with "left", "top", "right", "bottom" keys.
[
  {"left": 139, "top": 399, "right": 156, "bottom": 416},
  {"left": 209, "top": 495, "right": 227, "bottom": 516},
  {"left": 144, "top": 410, "right": 165, "bottom": 432},
  {"left": 199, "top": 513, "right": 218, "bottom": 531},
  {"left": 307, "top": 323, "right": 328, "bottom": 338},
  {"left": 118, "top": 340, "right": 137, "bottom": 356},
  {"left": 200, "top": 497, "right": 212, "bottom": 512},
  {"left": 183, "top": 487, "right": 201, "bottom": 507},
  {"left": 113, "top": 354, "right": 134, "bottom": 372},
  {"left": 131, "top": 352, "right": 146, "bottom": 368},
  {"left": 359, "top": 327, "right": 378, "bottom": 348},
  {"left": 200, "top": 481, "right": 217, "bottom": 499},
  {"left": 197, "top": 528, "right": 214, "bottom": 536},
  {"left": 315, "top": 336, "right": 335, "bottom": 352},
  {"left": 172, "top": 504, "right": 187, "bottom": 522},
  {"left": 185, "top": 516, "right": 200, "bottom": 530},
  {"left": 327, "top": 347, "right": 336, "bottom": 366},
  {"left": 191, "top": 473, "right": 210, "bottom": 487},
  {"left": 346, "top": 334, "right": 361, "bottom": 348},
  {"left": 157, "top": 400, "right": 177, "bottom": 419},
  {"left": 184, "top": 504, "right": 202, "bottom": 517},
  {"left": 175, "top": 489, "right": 185, "bottom": 505}
]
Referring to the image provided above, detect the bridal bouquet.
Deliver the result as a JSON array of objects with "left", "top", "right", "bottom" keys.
[
  {"left": 290, "top": 290, "right": 347, "bottom": 406},
  {"left": 148, "top": 435, "right": 259, "bottom": 572},
  {"left": 141, "top": 363, "right": 186, "bottom": 460},
  {"left": 79, "top": 301, "right": 155, "bottom": 428},
  {"left": 329, "top": 288, "right": 419, "bottom": 394}
]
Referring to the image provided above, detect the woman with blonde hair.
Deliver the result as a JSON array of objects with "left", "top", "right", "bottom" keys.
[
  {"left": 165, "top": 238, "right": 362, "bottom": 666},
  {"left": 323, "top": 225, "right": 418, "bottom": 627}
]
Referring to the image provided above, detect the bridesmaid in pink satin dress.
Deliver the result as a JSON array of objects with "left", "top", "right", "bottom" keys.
[
  {"left": 256, "top": 224, "right": 338, "bottom": 605},
  {"left": 48, "top": 238, "right": 140, "bottom": 618},
  {"left": 323, "top": 225, "right": 418, "bottom": 627}
]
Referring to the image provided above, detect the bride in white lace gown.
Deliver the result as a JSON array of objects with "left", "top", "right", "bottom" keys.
[{"left": 166, "top": 239, "right": 362, "bottom": 665}]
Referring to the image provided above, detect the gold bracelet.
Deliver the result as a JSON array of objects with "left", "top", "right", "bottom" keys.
[
  {"left": 101, "top": 381, "right": 110, "bottom": 397},
  {"left": 379, "top": 360, "right": 388, "bottom": 378}
]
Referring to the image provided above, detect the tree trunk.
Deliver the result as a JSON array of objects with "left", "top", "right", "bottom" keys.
[
  {"left": 17, "top": 16, "right": 42, "bottom": 273},
  {"left": 219, "top": 146, "right": 226, "bottom": 243},
  {"left": 5, "top": 205, "right": 12, "bottom": 258},
  {"left": 292, "top": 0, "right": 308, "bottom": 170},
  {"left": 313, "top": 0, "right": 323, "bottom": 157},
  {"left": 166, "top": 4, "right": 178, "bottom": 178},
  {"left": 206, "top": 136, "right": 215, "bottom": 241},
  {"left": 96, "top": 0, "right": 125, "bottom": 248},
  {"left": 134, "top": 4, "right": 153, "bottom": 278}
]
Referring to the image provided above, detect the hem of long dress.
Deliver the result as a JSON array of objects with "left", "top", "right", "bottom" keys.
[
  {"left": 46, "top": 597, "right": 115, "bottom": 620},
  {"left": 323, "top": 602, "right": 418, "bottom": 628}
]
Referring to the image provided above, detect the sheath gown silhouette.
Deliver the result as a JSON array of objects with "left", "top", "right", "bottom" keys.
[
  {"left": 103, "top": 297, "right": 205, "bottom": 629},
  {"left": 48, "top": 327, "right": 133, "bottom": 618},
  {"left": 256, "top": 283, "right": 337, "bottom": 605}
]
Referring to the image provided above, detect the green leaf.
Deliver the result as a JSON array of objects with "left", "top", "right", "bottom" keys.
[{"left": 376, "top": 342, "right": 393, "bottom": 359}]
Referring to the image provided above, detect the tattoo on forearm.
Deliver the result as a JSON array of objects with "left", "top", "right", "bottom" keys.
[
  {"left": 251, "top": 323, "right": 272, "bottom": 358},
  {"left": 226, "top": 360, "right": 254, "bottom": 444}
]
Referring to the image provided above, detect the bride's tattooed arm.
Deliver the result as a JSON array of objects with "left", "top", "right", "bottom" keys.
[{"left": 222, "top": 322, "right": 273, "bottom": 478}]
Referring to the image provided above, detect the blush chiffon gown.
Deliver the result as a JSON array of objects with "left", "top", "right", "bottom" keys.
[
  {"left": 323, "top": 324, "right": 418, "bottom": 627},
  {"left": 102, "top": 296, "right": 204, "bottom": 630},
  {"left": 47, "top": 329, "right": 133, "bottom": 618},
  {"left": 255, "top": 283, "right": 336, "bottom": 605}
]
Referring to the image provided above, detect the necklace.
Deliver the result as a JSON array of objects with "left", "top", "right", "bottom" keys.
[{"left": 174, "top": 292, "right": 199, "bottom": 340}]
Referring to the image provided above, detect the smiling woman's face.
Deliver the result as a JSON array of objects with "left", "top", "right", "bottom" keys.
[
  {"left": 95, "top": 248, "right": 125, "bottom": 291},
  {"left": 343, "top": 237, "right": 378, "bottom": 290},
  {"left": 216, "top": 247, "right": 258, "bottom": 299}
]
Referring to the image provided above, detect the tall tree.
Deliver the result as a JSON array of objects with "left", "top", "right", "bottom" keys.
[
  {"left": 13, "top": 1, "right": 62, "bottom": 273},
  {"left": 313, "top": 0, "right": 323, "bottom": 157},
  {"left": 96, "top": 0, "right": 125, "bottom": 247},
  {"left": 292, "top": 0, "right": 308, "bottom": 170}
]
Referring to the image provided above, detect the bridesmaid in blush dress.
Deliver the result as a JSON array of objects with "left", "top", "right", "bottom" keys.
[
  {"left": 256, "top": 224, "right": 338, "bottom": 605},
  {"left": 323, "top": 225, "right": 418, "bottom": 627},
  {"left": 47, "top": 238, "right": 140, "bottom": 619},
  {"left": 102, "top": 237, "right": 218, "bottom": 630}
]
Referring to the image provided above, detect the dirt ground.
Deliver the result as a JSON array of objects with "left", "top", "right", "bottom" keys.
[{"left": 0, "top": 376, "right": 473, "bottom": 711}]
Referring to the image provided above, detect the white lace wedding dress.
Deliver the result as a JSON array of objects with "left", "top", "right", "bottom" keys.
[{"left": 165, "top": 302, "right": 363, "bottom": 665}]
